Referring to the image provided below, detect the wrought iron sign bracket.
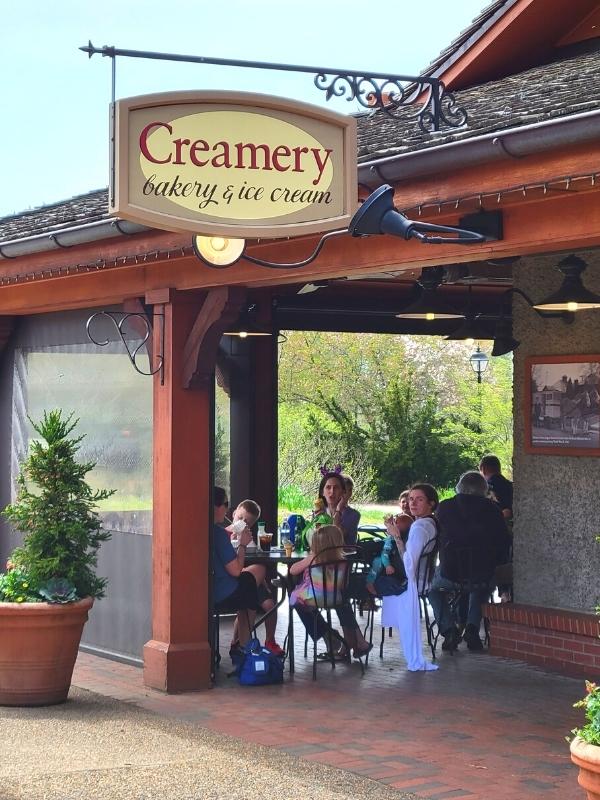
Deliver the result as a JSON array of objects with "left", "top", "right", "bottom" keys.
[
  {"left": 80, "top": 42, "right": 467, "bottom": 132},
  {"left": 86, "top": 310, "right": 165, "bottom": 384}
]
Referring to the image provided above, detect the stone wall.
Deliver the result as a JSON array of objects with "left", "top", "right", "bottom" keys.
[{"left": 513, "top": 250, "right": 600, "bottom": 612}]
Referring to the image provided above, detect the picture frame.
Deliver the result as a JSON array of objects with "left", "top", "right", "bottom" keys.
[{"left": 525, "top": 355, "right": 600, "bottom": 456}]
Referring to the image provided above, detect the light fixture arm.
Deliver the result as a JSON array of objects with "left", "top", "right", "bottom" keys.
[
  {"left": 240, "top": 229, "right": 347, "bottom": 270},
  {"left": 403, "top": 219, "right": 485, "bottom": 245}
]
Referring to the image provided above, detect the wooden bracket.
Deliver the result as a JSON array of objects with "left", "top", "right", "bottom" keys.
[{"left": 182, "top": 287, "right": 246, "bottom": 389}]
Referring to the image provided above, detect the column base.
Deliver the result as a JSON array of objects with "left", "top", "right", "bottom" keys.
[
  {"left": 485, "top": 602, "right": 600, "bottom": 678},
  {"left": 143, "top": 639, "right": 212, "bottom": 693}
]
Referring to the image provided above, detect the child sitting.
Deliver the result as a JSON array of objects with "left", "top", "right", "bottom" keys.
[
  {"left": 366, "top": 513, "right": 412, "bottom": 596},
  {"left": 289, "top": 525, "right": 372, "bottom": 659},
  {"left": 226, "top": 499, "right": 285, "bottom": 658}
]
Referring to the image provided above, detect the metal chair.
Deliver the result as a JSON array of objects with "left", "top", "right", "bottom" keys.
[
  {"left": 305, "top": 546, "right": 356, "bottom": 680},
  {"left": 378, "top": 535, "right": 439, "bottom": 659},
  {"left": 434, "top": 545, "right": 495, "bottom": 655}
]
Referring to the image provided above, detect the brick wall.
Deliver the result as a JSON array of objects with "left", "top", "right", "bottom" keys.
[{"left": 485, "top": 602, "right": 600, "bottom": 678}]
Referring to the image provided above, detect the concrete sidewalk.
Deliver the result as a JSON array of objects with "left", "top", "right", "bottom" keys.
[{"left": 1, "top": 686, "right": 415, "bottom": 800}]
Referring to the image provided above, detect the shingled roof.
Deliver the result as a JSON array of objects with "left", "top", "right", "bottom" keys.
[
  {"left": 356, "top": 39, "right": 600, "bottom": 163},
  {"left": 419, "top": 0, "right": 514, "bottom": 79},
  {"left": 0, "top": 188, "right": 109, "bottom": 243},
  {"left": 1, "top": 36, "right": 599, "bottom": 243}
]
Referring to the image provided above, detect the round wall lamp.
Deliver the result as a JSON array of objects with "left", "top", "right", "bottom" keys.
[{"left": 192, "top": 235, "right": 246, "bottom": 267}]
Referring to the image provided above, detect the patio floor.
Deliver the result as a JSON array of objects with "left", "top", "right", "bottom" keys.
[{"left": 73, "top": 608, "right": 584, "bottom": 800}]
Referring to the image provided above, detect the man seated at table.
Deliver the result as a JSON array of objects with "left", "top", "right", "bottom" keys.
[
  {"left": 427, "top": 471, "right": 510, "bottom": 652},
  {"left": 213, "top": 487, "right": 263, "bottom": 655},
  {"left": 479, "top": 454, "right": 513, "bottom": 519},
  {"left": 225, "top": 497, "right": 284, "bottom": 657},
  {"left": 479, "top": 454, "right": 513, "bottom": 602}
]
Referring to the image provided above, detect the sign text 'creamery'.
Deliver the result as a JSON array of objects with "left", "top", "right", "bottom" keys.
[{"left": 111, "top": 92, "right": 357, "bottom": 238}]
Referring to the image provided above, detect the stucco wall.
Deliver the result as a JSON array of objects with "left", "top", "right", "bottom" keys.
[{"left": 513, "top": 250, "right": 600, "bottom": 612}]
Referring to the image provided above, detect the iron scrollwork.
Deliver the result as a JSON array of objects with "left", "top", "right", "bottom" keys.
[
  {"left": 81, "top": 43, "right": 468, "bottom": 134},
  {"left": 314, "top": 72, "right": 467, "bottom": 132},
  {"left": 86, "top": 311, "right": 165, "bottom": 384}
]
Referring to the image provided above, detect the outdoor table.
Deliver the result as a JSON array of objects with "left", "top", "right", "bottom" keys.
[{"left": 244, "top": 547, "right": 307, "bottom": 673}]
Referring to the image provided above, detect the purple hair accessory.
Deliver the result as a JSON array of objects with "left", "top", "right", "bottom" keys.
[{"left": 319, "top": 463, "right": 344, "bottom": 476}]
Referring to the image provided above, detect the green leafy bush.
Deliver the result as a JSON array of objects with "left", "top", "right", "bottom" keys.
[
  {"left": 2, "top": 410, "right": 115, "bottom": 601},
  {"left": 572, "top": 681, "right": 600, "bottom": 746}
]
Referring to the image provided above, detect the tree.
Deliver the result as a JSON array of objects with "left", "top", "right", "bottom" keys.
[
  {"left": 3, "top": 410, "right": 114, "bottom": 599},
  {"left": 278, "top": 331, "right": 513, "bottom": 499}
]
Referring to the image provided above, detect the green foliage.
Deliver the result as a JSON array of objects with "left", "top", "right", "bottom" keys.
[
  {"left": 2, "top": 410, "right": 115, "bottom": 601},
  {"left": 0, "top": 569, "right": 40, "bottom": 603},
  {"left": 278, "top": 332, "right": 513, "bottom": 501},
  {"left": 278, "top": 484, "right": 312, "bottom": 515},
  {"left": 571, "top": 681, "right": 600, "bottom": 746}
]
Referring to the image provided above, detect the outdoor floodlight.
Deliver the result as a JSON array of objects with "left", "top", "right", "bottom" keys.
[{"left": 349, "top": 185, "right": 486, "bottom": 245}]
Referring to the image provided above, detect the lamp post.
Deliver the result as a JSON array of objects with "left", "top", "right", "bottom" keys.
[{"left": 469, "top": 345, "right": 489, "bottom": 385}]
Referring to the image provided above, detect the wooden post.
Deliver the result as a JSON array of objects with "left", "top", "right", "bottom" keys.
[
  {"left": 250, "top": 333, "right": 278, "bottom": 535},
  {"left": 142, "top": 289, "right": 211, "bottom": 691}
]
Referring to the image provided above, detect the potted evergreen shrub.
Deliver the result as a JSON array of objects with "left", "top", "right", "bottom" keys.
[
  {"left": 570, "top": 541, "right": 600, "bottom": 799},
  {"left": 0, "top": 410, "right": 114, "bottom": 706},
  {"left": 570, "top": 681, "right": 600, "bottom": 799}
]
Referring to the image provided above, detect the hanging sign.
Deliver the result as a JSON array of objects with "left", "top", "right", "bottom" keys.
[{"left": 111, "top": 91, "right": 357, "bottom": 238}]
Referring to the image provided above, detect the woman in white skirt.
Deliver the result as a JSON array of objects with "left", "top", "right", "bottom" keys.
[{"left": 379, "top": 483, "right": 439, "bottom": 672}]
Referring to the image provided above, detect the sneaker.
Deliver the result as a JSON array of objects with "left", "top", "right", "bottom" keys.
[
  {"left": 464, "top": 623, "right": 484, "bottom": 651},
  {"left": 264, "top": 640, "right": 285, "bottom": 658}
]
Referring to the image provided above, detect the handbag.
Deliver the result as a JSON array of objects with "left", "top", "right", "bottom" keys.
[{"left": 236, "top": 637, "right": 285, "bottom": 686}]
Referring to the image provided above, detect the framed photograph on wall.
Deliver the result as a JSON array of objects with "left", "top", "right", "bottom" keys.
[{"left": 525, "top": 355, "right": 600, "bottom": 455}]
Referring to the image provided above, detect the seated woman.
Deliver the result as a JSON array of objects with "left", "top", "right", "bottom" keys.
[
  {"left": 305, "top": 469, "right": 361, "bottom": 547},
  {"left": 212, "top": 487, "right": 269, "bottom": 657},
  {"left": 289, "top": 524, "right": 372, "bottom": 659},
  {"left": 376, "top": 483, "right": 439, "bottom": 672}
]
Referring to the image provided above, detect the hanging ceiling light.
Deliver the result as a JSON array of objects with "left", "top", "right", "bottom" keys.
[
  {"left": 491, "top": 316, "right": 520, "bottom": 356},
  {"left": 223, "top": 305, "right": 272, "bottom": 337},
  {"left": 193, "top": 235, "right": 246, "bottom": 267},
  {"left": 445, "top": 313, "right": 490, "bottom": 346},
  {"left": 533, "top": 255, "right": 600, "bottom": 312},
  {"left": 444, "top": 285, "right": 488, "bottom": 343},
  {"left": 396, "top": 267, "right": 465, "bottom": 321}
]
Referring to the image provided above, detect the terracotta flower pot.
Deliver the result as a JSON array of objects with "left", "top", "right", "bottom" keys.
[
  {"left": 0, "top": 597, "right": 93, "bottom": 706},
  {"left": 571, "top": 736, "right": 600, "bottom": 800}
]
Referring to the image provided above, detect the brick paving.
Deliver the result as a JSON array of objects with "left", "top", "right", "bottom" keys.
[{"left": 73, "top": 608, "right": 584, "bottom": 800}]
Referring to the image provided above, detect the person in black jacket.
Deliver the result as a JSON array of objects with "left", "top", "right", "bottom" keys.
[{"left": 428, "top": 471, "right": 510, "bottom": 652}]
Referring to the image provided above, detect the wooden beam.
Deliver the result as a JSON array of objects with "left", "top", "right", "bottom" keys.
[{"left": 2, "top": 182, "right": 600, "bottom": 312}]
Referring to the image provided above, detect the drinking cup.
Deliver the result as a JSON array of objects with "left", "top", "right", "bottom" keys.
[
  {"left": 259, "top": 533, "right": 273, "bottom": 552},
  {"left": 284, "top": 542, "right": 294, "bottom": 557}
]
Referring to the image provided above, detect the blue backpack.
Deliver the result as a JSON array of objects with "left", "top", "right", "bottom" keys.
[{"left": 235, "top": 638, "right": 285, "bottom": 686}]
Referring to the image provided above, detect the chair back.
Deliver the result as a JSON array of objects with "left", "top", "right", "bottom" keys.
[
  {"left": 308, "top": 546, "right": 354, "bottom": 610},
  {"left": 417, "top": 536, "right": 439, "bottom": 598},
  {"left": 447, "top": 545, "right": 494, "bottom": 589}
]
